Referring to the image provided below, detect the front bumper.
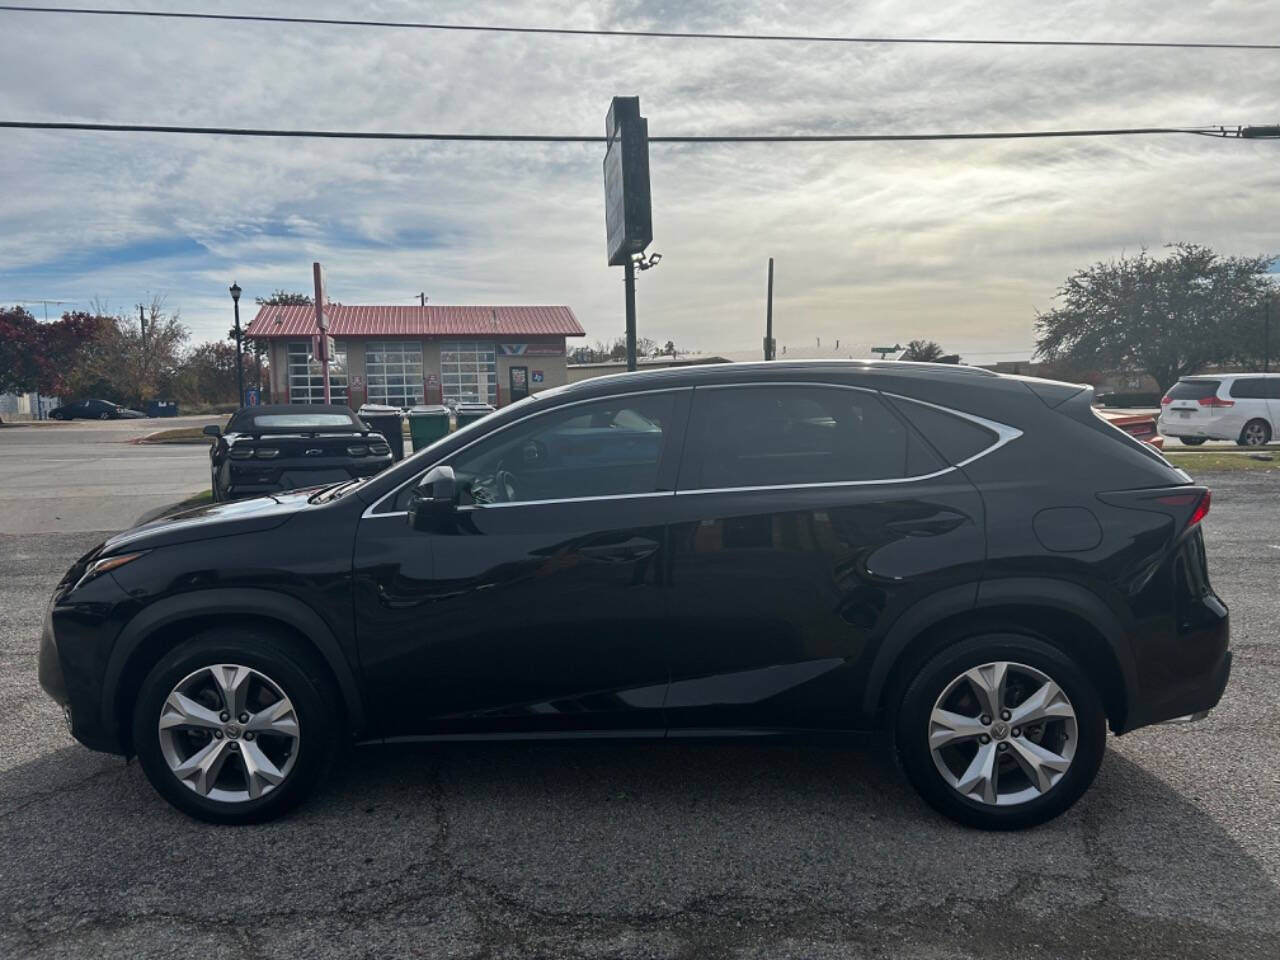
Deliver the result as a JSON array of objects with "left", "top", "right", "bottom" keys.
[{"left": 37, "top": 577, "right": 131, "bottom": 755}]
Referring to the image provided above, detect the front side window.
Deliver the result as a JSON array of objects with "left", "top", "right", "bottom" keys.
[
  {"left": 287, "top": 340, "right": 348, "bottom": 405},
  {"left": 682, "top": 385, "right": 927, "bottom": 489},
  {"left": 448, "top": 393, "right": 676, "bottom": 504},
  {"left": 366, "top": 340, "right": 424, "bottom": 408}
]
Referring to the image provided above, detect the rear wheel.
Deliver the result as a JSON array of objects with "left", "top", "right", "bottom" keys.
[
  {"left": 131, "top": 626, "right": 339, "bottom": 824},
  {"left": 1239, "top": 419, "right": 1272, "bottom": 446},
  {"left": 1180, "top": 437, "right": 1207, "bottom": 446},
  {"left": 895, "top": 634, "right": 1106, "bottom": 830}
]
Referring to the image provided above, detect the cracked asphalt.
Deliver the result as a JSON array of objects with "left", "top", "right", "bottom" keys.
[{"left": 2, "top": 470, "right": 1279, "bottom": 959}]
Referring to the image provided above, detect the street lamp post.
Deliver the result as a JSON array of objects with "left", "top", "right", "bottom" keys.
[{"left": 229, "top": 282, "right": 244, "bottom": 405}]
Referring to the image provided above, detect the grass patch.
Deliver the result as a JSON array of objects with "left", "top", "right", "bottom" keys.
[
  {"left": 138, "top": 426, "right": 217, "bottom": 444},
  {"left": 1166, "top": 453, "right": 1280, "bottom": 473}
]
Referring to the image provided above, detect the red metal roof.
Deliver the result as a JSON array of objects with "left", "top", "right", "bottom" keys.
[{"left": 245, "top": 304, "right": 585, "bottom": 339}]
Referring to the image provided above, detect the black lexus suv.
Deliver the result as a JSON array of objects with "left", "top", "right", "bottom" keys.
[{"left": 38, "top": 361, "right": 1230, "bottom": 829}]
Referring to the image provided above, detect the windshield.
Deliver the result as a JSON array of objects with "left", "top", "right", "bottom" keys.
[{"left": 239, "top": 414, "right": 358, "bottom": 430}]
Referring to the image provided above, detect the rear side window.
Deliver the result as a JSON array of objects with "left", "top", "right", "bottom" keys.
[
  {"left": 886, "top": 397, "right": 999, "bottom": 465},
  {"left": 681, "top": 385, "right": 939, "bottom": 489},
  {"left": 1228, "top": 378, "right": 1269, "bottom": 399},
  {"left": 1168, "top": 379, "right": 1220, "bottom": 400}
]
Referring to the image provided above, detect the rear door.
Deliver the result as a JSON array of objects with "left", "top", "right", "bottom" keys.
[
  {"left": 661, "top": 383, "right": 987, "bottom": 733},
  {"left": 1164, "top": 378, "right": 1223, "bottom": 432}
]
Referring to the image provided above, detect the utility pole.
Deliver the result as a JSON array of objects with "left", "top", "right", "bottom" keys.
[
  {"left": 764, "top": 257, "right": 775, "bottom": 360},
  {"left": 139, "top": 303, "right": 148, "bottom": 384},
  {"left": 1265, "top": 295, "right": 1272, "bottom": 373},
  {"left": 624, "top": 260, "right": 638, "bottom": 371},
  {"left": 418, "top": 292, "right": 426, "bottom": 307}
]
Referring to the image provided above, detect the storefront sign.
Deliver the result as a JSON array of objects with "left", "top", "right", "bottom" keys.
[{"left": 499, "top": 343, "right": 564, "bottom": 356}]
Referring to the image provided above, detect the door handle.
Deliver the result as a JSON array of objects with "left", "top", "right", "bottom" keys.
[
  {"left": 579, "top": 537, "right": 661, "bottom": 563},
  {"left": 884, "top": 513, "right": 968, "bottom": 537}
]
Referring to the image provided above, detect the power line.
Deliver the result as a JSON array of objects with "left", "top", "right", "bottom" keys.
[
  {"left": 3, "top": 120, "right": 1270, "bottom": 144},
  {"left": 1, "top": 5, "right": 1278, "bottom": 52}
]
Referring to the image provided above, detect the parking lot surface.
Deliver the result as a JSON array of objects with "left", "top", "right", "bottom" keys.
[
  {"left": 1, "top": 469, "right": 1278, "bottom": 959},
  {"left": 0, "top": 418, "right": 216, "bottom": 534}
]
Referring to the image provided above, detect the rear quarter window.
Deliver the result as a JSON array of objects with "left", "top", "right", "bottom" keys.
[
  {"left": 1228, "top": 378, "right": 1268, "bottom": 399},
  {"left": 886, "top": 397, "right": 1000, "bottom": 465}
]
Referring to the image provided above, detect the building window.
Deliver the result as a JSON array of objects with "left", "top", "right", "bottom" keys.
[
  {"left": 440, "top": 341, "right": 497, "bottom": 405},
  {"left": 365, "top": 340, "right": 424, "bottom": 408},
  {"left": 287, "top": 340, "right": 348, "bottom": 405}
]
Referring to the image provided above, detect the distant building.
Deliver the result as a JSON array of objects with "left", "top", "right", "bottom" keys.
[{"left": 245, "top": 304, "right": 585, "bottom": 408}]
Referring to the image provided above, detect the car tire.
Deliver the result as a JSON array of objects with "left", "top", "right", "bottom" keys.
[
  {"left": 131, "top": 625, "right": 340, "bottom": 825},
  {"left": 99, "top": 411, "right": 111, "bottom": 420},
  {"left": 1180, "top": 437, "right": 1207, "bottom": 446},
  {"left": 1239, "top": 419, "right": 1272, "bottom": 447},
  {"left": 895, "top": 633, "right": 1106, "bottom": 830}
]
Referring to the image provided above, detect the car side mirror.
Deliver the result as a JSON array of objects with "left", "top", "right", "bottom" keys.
[
  {"left": 407, "top": 465, "right": 458, "bottom": 532},
  {"left": 202, "top": 425, "right": 221, "bottom": 437}
]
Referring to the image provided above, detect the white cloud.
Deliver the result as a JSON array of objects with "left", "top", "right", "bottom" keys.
[{"left": 0, "top": 0, "right": 1277, "bottom": 362}]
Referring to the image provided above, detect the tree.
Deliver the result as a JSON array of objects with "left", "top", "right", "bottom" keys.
[
  {"left": 901, "top": 339, "right": 949, "bottom": 363},
  {"left": 174, "top": 341, "right": 251, "bottom": 405},
  {"left": 1034, "top": 244, "right": 1278, "bottom": 390},
  {"left": 254, "top": 290, "right": 313, "bottom": 306},
  {"left": 0, "top": 306, "right": 116, "bottom": 397}
]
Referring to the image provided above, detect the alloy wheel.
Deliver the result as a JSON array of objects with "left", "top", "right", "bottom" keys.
[
  {"left": 928, "top": 661, "right": 1078, "bottom": 807},
  {"left": 157, "top": 663, "right": 300, "bottom": 802},
  {"left": 1242, "top": 421, "right": 1270, "bottom": 446}
]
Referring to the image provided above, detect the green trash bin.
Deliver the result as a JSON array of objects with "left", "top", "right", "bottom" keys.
[
  {"left": 454, "top": 402, "right": 495, "bottom": 430},
  {"left": 407, "top": 404, "right": 451, "bottom": 452}
]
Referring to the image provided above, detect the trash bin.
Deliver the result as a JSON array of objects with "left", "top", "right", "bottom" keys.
[
  {"left": 454, "top": 402, "right": 495, "bottom": 430},
  {"left": 407, "top": 404, "right": 451, "bottom": 453},
  {"left": 359, "top": 404, "right": 406, "bottom": 461},
  {"left": 146, "top": 400, "right": 179, "bottom": 418}
]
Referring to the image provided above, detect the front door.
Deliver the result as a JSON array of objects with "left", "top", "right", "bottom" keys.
[
  {"left": 509, "top": 365, "right": 530, "bottom": 402},
  {"left": 353, "top": 389, "right": 690, "bottom": 738},
  {"left": 661, "top": 383, "right": 986, "bottom": 732}
]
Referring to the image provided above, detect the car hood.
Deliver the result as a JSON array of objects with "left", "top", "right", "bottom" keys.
[{"left": 102, "top": 490, "right": 317, "bottom": 553}]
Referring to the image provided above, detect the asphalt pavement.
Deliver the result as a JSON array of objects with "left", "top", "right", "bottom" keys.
[
  {"left": 0, "top": 458, "right": 1278, "bottom": 958},
  {"left": 0, "top": 417, "right": 217, "bottom": 534}
]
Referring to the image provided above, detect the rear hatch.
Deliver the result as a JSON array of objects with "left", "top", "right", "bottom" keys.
[{"left": 1161, "top": 378, "right": 1223, "bottom": 425}]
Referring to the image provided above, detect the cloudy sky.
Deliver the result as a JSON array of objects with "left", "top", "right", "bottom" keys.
[{"left": 2, "top": 0, "right": 1278, "bottom": 361}]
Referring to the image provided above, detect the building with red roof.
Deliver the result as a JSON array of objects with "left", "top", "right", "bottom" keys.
[{"left": 245, "top": 303, "right": 585, "bottom": 408}]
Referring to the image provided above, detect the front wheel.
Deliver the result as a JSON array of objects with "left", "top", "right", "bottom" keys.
[
  {"left": 131, "top": 626, "right": 339, "bottom": 824},
  {"left": 895, "top": 634, "right": 1106, "bottom": 830},
  {"left": 1239, "top": 419, "right": 1272, "bottom": 447},
  {"left": 1180, "top": 437, "right": 1207, "bottom": 446}
]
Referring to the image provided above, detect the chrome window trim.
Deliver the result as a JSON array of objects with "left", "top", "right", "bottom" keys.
[
  {"left": 360, "top": 381, "right": 1023, "bottom": 516},
  {"left": 360, "top": 386, "right": 689, "bottom": 519}
]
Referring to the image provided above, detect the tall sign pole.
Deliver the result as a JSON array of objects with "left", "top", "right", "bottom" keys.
[
  {"left": 603, "top": 96, "right": 653, "bottom": 372},
  {"left": 764, "top": 258, "right": 775, "bottom": 360},
  {"left": 312, "top": 262, "right": 331, "bottom": 403}
]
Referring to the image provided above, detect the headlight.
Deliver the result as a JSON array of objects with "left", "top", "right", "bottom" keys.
[
  {"left": 346, "top": 444, "right": 369, "bottom": 456},
  {"left": 76, "top": 551, "right": 147, "bottom": 589}
]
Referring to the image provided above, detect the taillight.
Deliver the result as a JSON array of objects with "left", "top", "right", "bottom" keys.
[
  {"left": 1157, "top": 489, "right": 1211, "bottom": 528},
  {"left": 1198, "top": 396, "right": 1234, "bottom": 408},
  {"left": 254, "top": 447, "right": 280, "bottom": 458},
  {"left": 1160, "top": 394, "right": 1172, "bottom": 405},
  {"left": 347, "top": 444, "right": 369, "bottom": 456},
  {"left": 229, "top": 446, "right": 254, "bottom": 459},
  {"left": 1188, "top": 489, "right": 1211, "bottom": 527}
]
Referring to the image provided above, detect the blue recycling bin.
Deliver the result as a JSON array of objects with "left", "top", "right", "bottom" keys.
[{"left": 146, "top": 400, "right": 179, "bottom": 417}]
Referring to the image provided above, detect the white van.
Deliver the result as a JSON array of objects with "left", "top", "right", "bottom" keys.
[{"left": 1158, "top": 374, "right": 1279, "bottom": 446}]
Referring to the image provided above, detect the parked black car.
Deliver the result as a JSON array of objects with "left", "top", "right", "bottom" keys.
[
  {"left": 49, "top": 398, "right": 145, "bottom": 420},
  {"left": 38, "top": 362, "right": 1229, "bottom": 828},
  {"left": 205, "top": 404, "right": 394, "bottom": 502}
]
